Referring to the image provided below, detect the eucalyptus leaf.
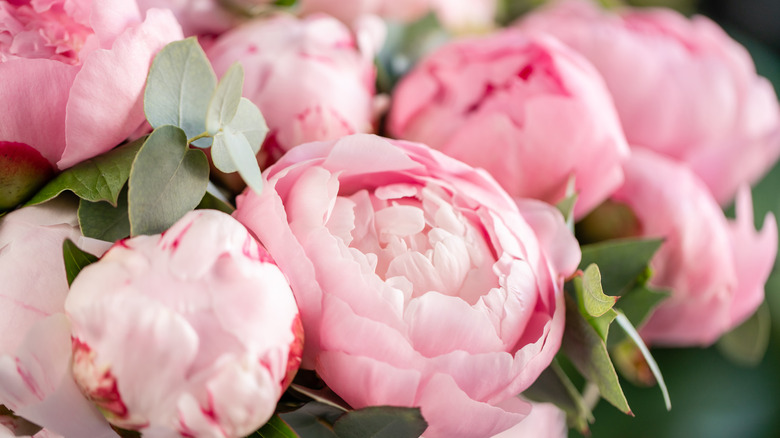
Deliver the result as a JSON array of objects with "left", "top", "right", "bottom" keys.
[
  {"left": 523, "top": 360, "right": 593, "bottom": 433},
  {"left": 206, "top": 62, "right": 244, "bottom": 135},
  {"left": 279, "top": 402, "right": 341, "bottom": 438},
  {"left": 579, "top": 238, "right": 663, "bottom": 296},
  {"left": 62, "top": 238, "right": 99, "bottom": 286},
  {"left": 561, "top": 294, "right": 631, "bottom": 415},
  {"left": 229, "top": 97, "right": 269, "bottom": 152},
  {"left": 144, "top": 38, "right": 216, "bottom": 144},
  {"left": 333, "top": 407, "right": 427, "bottom": 438},
  {"left": 255, "top": 415, "right": 299, "bottom": 438},
  {"left": 718, "top": 301, "right": 772, "bottom": 367},
  {"left": 26, "top": 138, "right": 143, "bottom": 206},
  {"left": 128, "top": 126, "right": 209, "bottom": 236},
  {"left": 211, "top": 128, "right": 263, "bottom": 194},
  {"left": 78, "top": 186, "right": 130, "bottom": 242}
]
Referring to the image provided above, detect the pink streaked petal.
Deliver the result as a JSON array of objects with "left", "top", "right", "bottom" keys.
[
  {"left": 58, "top": 8, "right": 182, "bottom": 169},
  {"left": 316, "top": 351, "right": 421, "bottom": 409},
  {"left": 0, "top": 58, "right": 77, "bottom": 165},
  {"left": 416, "top": 373, "right": 530, "bottom": 438}
]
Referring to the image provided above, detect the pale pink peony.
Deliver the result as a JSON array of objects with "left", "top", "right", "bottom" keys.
[
  {"left": 0, "top": 0, "right": 183, "bottom": 170},
  {"left": 608, "top": 149, "right": 777, "bottom": 346},
  {"left": 206, "top": 13, "right": 378, "bottom": 169},
  {"left": 518, "top": 0, "right": 780, "bottom": 205},
  {"left": 65, "top": 210, "right": 303, "bottom": 438},
  {"left": 0, "top": 198, "right": 115, "bottom": 438},
  {"left": 233, "top": 134, "right": 581, "bottom": 438},
  {"left": 388, "top": 30, "right": 629, "bottom": 218},
  {"left": 298, "top": 0, "right": 497, "bottom": 31}
]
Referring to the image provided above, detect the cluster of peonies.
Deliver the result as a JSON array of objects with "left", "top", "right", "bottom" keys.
[{"left": 1, "top": 0, "right": 779, "bottom": 438}]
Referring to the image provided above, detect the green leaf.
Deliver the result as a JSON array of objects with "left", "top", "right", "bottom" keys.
[
  {"left": 62, "top": 238, "right": 99, "bottom": 286},
  {"left": 612, "top": 286, "right": 669, "bottom": 336},
  {"left": 613, "top": 312, "right": 671, "bottom": 411},
  {"left": 228, "top": 97, "right": 269, "bottom": 152},
  {"left": 206, "top": 62, "right": 244, "bottom": 135},
  {"left": 578, "top": 264, "right": 617, "bottom": 317},
  {"left": 561, "top": 294, "right": 631, "bottom": 415},
  {"left": 579, "top": 238, "right": 663, "bottom": 296},
  {"left": 333, "top": 407, "right": 427, "bottom": 438},
  {"left": 255, "top": 415, "right": 299, "bottom": 438},
  {"left": 197, "top": 190, "right": 235, "bottom": 214},
  {"left": 144, "top": 38, "right": 217, "bottom": 145},
  {"left": 718, "top": 301, "right": 772, "bottom": 367},
  {"left": 279, "top": 402, "right": 342, "bottom": 438},
  {"left": 78, "top": 186, "right": 130, "bottom": 242},
  {"left": 212, "top": 128, "right": 263, "bottom": 195},
  {"left": 26, "top": 138, "right": 143, "bottom": 206},
  {"left": 128, "top": 126, "right": 209, "bottom": 236},
  {"left": 523, "top": 359, "right": 593, "bottom": 433}
]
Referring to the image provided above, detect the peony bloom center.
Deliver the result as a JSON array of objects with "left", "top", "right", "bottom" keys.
[
  {"left": 0, "top": 0, "right": 93, "bottom": 64},
  {"left": 331, "top": 182, "right": 499, "bottom": 305}
]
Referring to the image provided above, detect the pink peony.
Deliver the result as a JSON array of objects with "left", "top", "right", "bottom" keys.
[
  {"left": 608, "top": 149, "right": 777, "bottom": 346},
  {"left": 206, "top": 13, "right": 378, "bottom": 169},
  {"left": 388, "top": 30, "right": 629, "bottom": 218},
  {"left": 0, "top": 0, "right": 183, "bottom": 171},
  {"left": 65, "top": 210, "right": 303, "bottom": 438},
  {"left": 233, "top": 134, "right": 580, "bottom": 437},
  {"left": 490, "top": 401, "right": 566, "bottom": 438},
  {"left": 518, "top": 0, "right": 780, "bottom": 205},
  {"left": 135, "top": 0, "right": 243, "bottom": 37},
  {"left": 0, "top": 198, "right": 115, "bottom": 438},
  {"left": 298, "top": 0, "right": 497, "bottom": 31}
]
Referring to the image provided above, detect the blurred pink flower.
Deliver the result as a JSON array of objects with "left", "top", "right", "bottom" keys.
[
  {"left": 388, "top": 30, "right": 629, "bottom": 218},
  {"left": 135, "top": 0, "right": 242, "bottom": 37},
  {"left": 490, "top": 401, "right": 566, "bottom": 438},
  {"left": 234, "top": 134, "right": 580, "bottom": 437},
  {"left": 298, "top": 0, "right": 497, "bottom": 31},
  {"left": 518, "top": 0, "right": 780, "bottom": 205},
  {"left": 0, "top": 198, "right": 115, "bottom": 438},
  {"left": 206, "top": 13, "right": 378, "bottom": 169},
  {"left": 65, "top": 210, "right": 302, "bottom": 438},
  {"left": 0, "top": 0, "right": 182, "bottom": 170},
  {"left": 611, "top": 149, "right": 777, "bottom": 346}
]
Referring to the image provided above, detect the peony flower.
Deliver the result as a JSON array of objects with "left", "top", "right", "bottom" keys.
[
  {"left": 592, "top": 149, "right": 777, "bottom": 346},
  {"left": 0, "top": 0, "right": 183, "bottom": 171},
  {"left": 206, "top": 13, "right": 378, "bottom": 170},
  {"left": 517, "top": 0, "right": 780, "bottom": 205},
  {"left": 388, "top": 30, "right": 629, "bottom": 218},
  {"left": 298, "top": 0, "right": 497, "bottom": 32},
  {"left": 65, "top": 210, "right": 303, "bottom": 438},
  {"left": 0, "top": 197, "right": 115, "bottom": 438},
  {"left": 233, "top": 134, "right": 581, "bottom": 437}
]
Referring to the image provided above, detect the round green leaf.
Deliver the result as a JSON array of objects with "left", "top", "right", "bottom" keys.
[
  {"left": 205, "top": 62, "right": 244, "bottom": 135},
  {"left": 211, "top": 128, "right": 263, "bottom": 195}
]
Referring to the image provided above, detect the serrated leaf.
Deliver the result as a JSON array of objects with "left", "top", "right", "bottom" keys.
[
  {"left": 561, "top": 294, "right": 631, "bottom": 415},
  {"left": 206, "top": 62, "right": 244, "bottom": 135},
  {"left": 279, "top": 402, "right": 342, "bottom": 438},
  {"left": 128, "top": 126, "right": 209, "bottom": 236},
  {"left": 523, "top": 359, "right": 593, "bottom": 433},
  {"left": 78, "top": 186, "right": 130, "bottom": 242},
  {"left": 333, "top": 407, "right": 427, "bottom": 438},
  {"left": 718, "top": 301, "right": 771, "bottom": 367},
  {"left": 613, "top": 312, "right": 671, "bottom": 411},
  {"left": 212, "top": 128, "right": 263, "bottom": 195},
  {"left": 579, "top": 238, "right": 663, "bottom": 296},
  {"left": 144, "top": 38, "right": 217, "bottom": 144},
  {"left": 255, "top": 415, "right": 299, "bottom": 438},
  {"left": 578, "top": 264, "right": 617, "bottom": 317},
  {"left": 62, "top": 238, "right": 99, "bottom": 286},
  {"left": 26, "top": 138, "right": 143, "bottom": 206}
]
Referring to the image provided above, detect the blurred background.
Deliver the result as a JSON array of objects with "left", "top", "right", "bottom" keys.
[{"left": 564, "top": 0, "right": 780, "bottom": 437}]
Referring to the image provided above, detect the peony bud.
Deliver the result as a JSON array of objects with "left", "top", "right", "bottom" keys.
[{"left": 65, "top": 210, "right": 303, "bottom": 438}]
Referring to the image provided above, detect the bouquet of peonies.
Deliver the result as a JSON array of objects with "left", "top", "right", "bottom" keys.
[{"left": 2, "top": 0, "right": 779, "bottom": 437}]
